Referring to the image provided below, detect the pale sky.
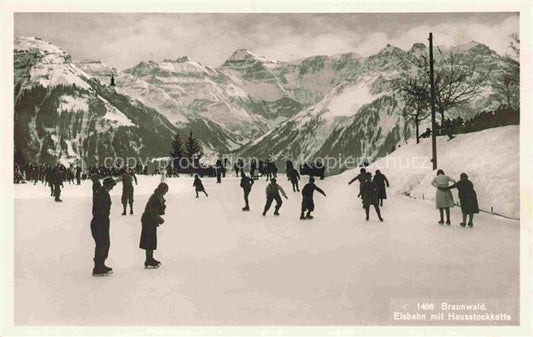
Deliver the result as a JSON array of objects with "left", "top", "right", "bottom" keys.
[{"left": 15, "top": 13, "right": 519, "bottom": 70}]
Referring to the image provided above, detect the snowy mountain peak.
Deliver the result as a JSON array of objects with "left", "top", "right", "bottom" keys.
[
  {"left": 223, "top": 48, "right": 279, "bottom": 66},
  {"left": 227, "top": 48, "right": 261, "bottom": 61},
  {"left": 378, "top": 44, "right": 405, "bottom": 55},
  {"left": 14, "top": 36, "right": 68, "bottom": 56},
  {"left": 456, "top": 40, "right": 483, "bottom": 51},
  {"left": 162, "top": 56, "right": 192, "bottom": 63},
  {"left": 410, "top": 43, "right": 427, "bottom": 52}
]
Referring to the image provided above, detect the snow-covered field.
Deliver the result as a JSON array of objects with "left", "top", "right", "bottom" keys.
[{"left": 14, "top": 170, "right": 519, "bottom": 325}]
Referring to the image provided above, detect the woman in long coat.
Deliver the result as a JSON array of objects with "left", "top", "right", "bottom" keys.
[
  {"left": 140, "top": 183, "right": 168, "bottom": 268},
  {"left": 441, "top": 173, "right": 479, "bottom": 227},
  {"left": 431, "top": 169, "right": 456, "bottom": 225},
  {"left": 361, "top": 172, "right": 383, "bottom": 222},
  {"left": 373, "top": 170, "right": 390, "bottom": 207}
]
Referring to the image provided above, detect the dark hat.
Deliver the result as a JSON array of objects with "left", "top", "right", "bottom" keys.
[
  {"left": 103, "top": 177, "right": 116, "bottom": 187},
  {"left": 90, "top": 173, "right": 101, "bottom": 181},
  {"left": 309, "top": 176, "right": 315, "bottom": 183},
  {"left": 271, "top": 178, "right": 277, "bottom": 183}
]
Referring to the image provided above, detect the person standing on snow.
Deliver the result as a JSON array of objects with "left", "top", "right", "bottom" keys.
[
  {"left": 361, "top": 172, "right": 384, "bottom": 222},
  {"left": 373, "top": 170, "right": 390, "bottom": 207},
  {"left": 262, "top": 178, "right": 288, "bottom": 216},
  {"left": 440, "top": 173, "right": 479, "bottom": 227},
  {"left": 90, "top": 177, "right": 117, "bottom": 276},
  {"left": 240, "top": 170, "right": 254, "bottom": 211},
  {"left": 121, "top": 167, "right": 138, "bottom": 215},
  {"left": 193, "top": 174, "right": 208, "bottom": 198},
  {"left": 288, "top": 166, "right": 301, "bottom": 192},
  {"left": 140, "top": 183, "right": 168, "bottom": 269},
  {"left": 300, "top": 176, "right": 326, "bottom": 220},
  {"left": 431, "top": 169, "right": 456, "bottom": 225}
]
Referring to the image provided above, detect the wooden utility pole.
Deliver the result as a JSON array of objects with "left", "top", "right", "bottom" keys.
[{"left": 429, "top": 33, "right": 437, "bottom": 170}]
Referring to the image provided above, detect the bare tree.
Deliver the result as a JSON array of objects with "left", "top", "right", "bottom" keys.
[
  {"left": 492, "top": 33, "right": 520, "bottom": 110},
  {"left": 400, "top": 77, "right": 430, "bottom": 143},
  {"left": 432, "top": 53, "right": 492, "bottom": 123},
  {"left": 411, "top": 52, "right": 491, "bottom": 138}
]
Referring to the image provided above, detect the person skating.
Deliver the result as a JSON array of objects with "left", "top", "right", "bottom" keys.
[
  {"left": 300, "top": 176, "right": 326, "bottom": 220},
  {"left": 75, "top": 166, "right": 81, "bottom": 185},
  {"left": 193, "top": 174, "right": 208, "bottom": 198},
  {"left": 348, "top": 168, "right": 367, "bottom": 206},
  {"left": 361, "top": 172, "right": 383, "bottom": 222},
  {"left": 250, "top": 159, "right": 257, "bottom": 179},
  {"left": 90, "top": 173, "right": 101, "bottom": 195},
  {"left": 288, "top": 167, "right": 301, "bottom": 192},
  {"left": 240, "top": 170, "right": 254, "bottom": 211},
  {"left": 373, "top": 170, "right": 390, "bottom": 207},
  {"left": 90, "top": 177, "right": 117, "bottom": 276},
  {"left": 121, "top": 167, "right": 137, "bottom": 215},
  {"left": 140, "top": 183, "right": 168, "bottom": 269},
  {"left": 431, "top": 169, "right": 456, "bottom": 225},
  {"left": 51, "top": 164, "right": 64, "bottom": 202},
  {"left": 215, "top": 159, "right": 223, "bottom": 183},
  {"left": 46, "top": 166, "right": 54, "bottom": 197},
  {"left": 440, "top": 173, "right": 479, "bottom": 227},
  {"left": 262, "top": 178, "right": 288, "bottom": 216}
]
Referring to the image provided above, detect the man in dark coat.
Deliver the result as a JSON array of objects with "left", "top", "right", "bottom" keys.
[
  {"left": 51, "top": 164, "right": 64, "bottom": 202},
  {"left": 90, "top": 173, "right": 101, "bottom": 195},
  {"left": 215, "top": 159, "right": 223, "bottom": 183},
  {"left": 288, "top": 167, "right": 301, "bottom": 192},
  {"left": 140, "top": 183, "right": 168, "bottom": 268},
  {"left": 300, "top": 176, "right": 326, "bottom": 220},
  {"left": 75, "top": 166, "right": 82, "bottom": 185},
  {"left": 264, "top": 160, "right": 272, "bottom": 181},
  {"left": 91, "top": 177, "right": 116, "bottom": 276},
  {"left": 250, "top": 159, "right": 257, "bottom": 179},
  {"left": 361, "top": 172, "right": 383, "bottom": 222},
  {"left": 262, "top": 178, "right": 288, "bottom": 216},
  {"left": 193, "top": 174, "right": 208, "bottom": 198},
  {"left": 373, "top": 170, "right": 390, "bottom": 207},
  {"left": 45, "top": 166, "right": 54, "bottom": 196},
  {"left": 121, "top": 167, "right": 137, "bottom": 215},
  {"left": 240, "top": 170, "right": 254, "bottom": 211},
  {"left": 440, "top": 173, "right": 479, "bottom": 227}
]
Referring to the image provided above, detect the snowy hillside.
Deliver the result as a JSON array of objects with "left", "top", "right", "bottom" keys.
[
  {"left": 14, "top": 36, "right": 180, "bottom": 166},
  {"left": 339, "top": 125, "right": 520, "bottom": 219}
]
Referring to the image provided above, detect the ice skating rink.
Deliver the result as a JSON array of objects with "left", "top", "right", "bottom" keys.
[{"left": 14, "top": 174, "right": 519, "bottom": 325}]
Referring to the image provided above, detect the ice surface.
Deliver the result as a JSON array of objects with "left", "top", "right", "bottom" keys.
[{"left": 15, "top": 169, "right": 519, "bottom": 325}]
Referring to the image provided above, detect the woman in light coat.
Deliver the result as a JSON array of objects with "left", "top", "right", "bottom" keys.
[{"left": 431, "top": 169, "right": 456, "bottom": 225}]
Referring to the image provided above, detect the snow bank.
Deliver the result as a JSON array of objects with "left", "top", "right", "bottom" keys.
[{"left": 340, "top": 126, "right": 520, "bottom": 218}]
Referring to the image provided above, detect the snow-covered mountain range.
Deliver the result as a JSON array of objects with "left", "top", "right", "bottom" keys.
[{"left": 14, "top": 36, "right": 516, "bottom": 169}]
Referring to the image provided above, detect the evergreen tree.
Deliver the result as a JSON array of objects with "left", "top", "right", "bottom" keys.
[
  {"left": 184, "top": 131, "right": 203, "bottom": 168},
  {"left": 170, "top": 133, "right": 184, "bottom": 171}
]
